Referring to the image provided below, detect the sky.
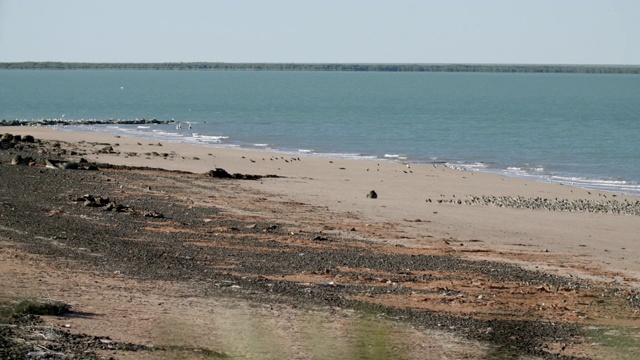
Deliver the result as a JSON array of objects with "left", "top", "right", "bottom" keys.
[{"left": 0, "top": 0, "right": 638, "bottom": 65}]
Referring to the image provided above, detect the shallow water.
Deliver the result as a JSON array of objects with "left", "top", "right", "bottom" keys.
[{"left": 2, "top": 70, "right": 639, "bottom": 195}]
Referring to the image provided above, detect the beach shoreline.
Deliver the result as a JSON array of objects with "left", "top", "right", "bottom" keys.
[
  {"left": 5, "top": 126, "right": 640, "bottom": 281},
  {"left": 2, "top": 126, "right": 640, "bottom": 358},
  {"left": 15, "top": 120, "right": 640, "bottom": 197}
]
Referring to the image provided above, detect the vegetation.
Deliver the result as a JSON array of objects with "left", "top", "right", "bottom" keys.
[
  {"left": 1, "top": 61, "right": 639, "bottom": 74},
  {"left": 0, "top": 297, "right": 70, "bottom": 320},
  {"left": 586, "top": 325, "right": 640, "bottom": 360},
  {"left": 0, "top": 297, "right": 230, "bottom": 358}
]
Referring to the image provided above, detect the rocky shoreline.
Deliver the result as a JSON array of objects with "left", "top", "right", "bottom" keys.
[{"left": 1, "top": 133, "right": 639, "bottom": 359}]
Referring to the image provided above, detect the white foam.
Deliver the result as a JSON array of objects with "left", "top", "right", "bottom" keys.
[
  {"left": 153, "top": 131, "right": 184, "bottom": 137},
  {"left": 384, "top": 154, "right": 409, "bottom": 161},
  {"left": 310, "top": 152, "right": 378, "bottom": 161},
  {"left": 448, "top": 162, "right": 489, "bottom": 171},
  {"left": 549, "top": 176, "right": 639, "bottom": 191},
  {"left": 190, "top": 133, "right": 229, "bottom": 143}
]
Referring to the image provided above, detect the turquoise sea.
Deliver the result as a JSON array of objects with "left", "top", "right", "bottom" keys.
[{"left": 1, "top": 70, "right": 639, "bottom": 195}]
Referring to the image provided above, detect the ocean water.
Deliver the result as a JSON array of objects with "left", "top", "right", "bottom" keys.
[{"left": 1, "top": 70, "right": 639, "bottom": 195}]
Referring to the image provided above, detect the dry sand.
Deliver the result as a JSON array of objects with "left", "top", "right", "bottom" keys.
[{"left": 8, "top": 126, "right": 640, "bottom": 288}]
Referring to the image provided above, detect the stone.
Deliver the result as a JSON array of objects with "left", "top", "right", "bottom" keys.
[
  {"left": 144, "top": 211, "right": 164, "bottom": 218},
  {"left": 45, "top": 159, "right": 94, "bottom": 170},
  {"left": 366, "top": 190, "right": 378, "bottom": 199},
  {"left": 10, "top": 155, "right": 23, "bottom": 165},
  {"left": 0, "top": 133, "right": 13, "bottom": 142},
  {"left": 59, "top": 161, "right": 80, "bottom": 170},
  {"left": 98, "top": 145, "right": 114, "bottom": 154},
  {"left": 22, "top": 134, "right": 35, "bottom": 143},
  {"left": 45, "top": 159, "right": 61, "bottom": 169},
  {"left": 207, "top": 168, "right": 232, "bottom": 178},
  {"left": 10, "top": 155, "right": 34, "bottom": 166},
  {"left": 205, "top": 168, "right": 274, "bottom": 180}
]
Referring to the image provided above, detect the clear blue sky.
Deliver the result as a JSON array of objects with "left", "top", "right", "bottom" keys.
[{"left": 1, "top": 0, "right": 638, "bottom": 65}]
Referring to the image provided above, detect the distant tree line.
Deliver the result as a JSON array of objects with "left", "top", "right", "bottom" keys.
[{"left": 1, "top": 62, "right": 639, "bottom": 74}]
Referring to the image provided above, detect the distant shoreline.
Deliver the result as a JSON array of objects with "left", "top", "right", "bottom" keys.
[
  {"left": 1, "top": 62, "right": 639, "bottom": 74},
  {"left": 0, "top": 118, "right": 171, "bottom": 127}
]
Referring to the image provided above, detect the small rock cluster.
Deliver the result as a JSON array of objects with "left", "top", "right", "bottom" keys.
[
  {"left": 1, "top": 132, "right": 35, "bottom": 149},
  {"left": 97, "top": 145, "right": 117, "bottom": 154},
  {"left": 10, "top": 154, "right": 36, "bottom": 166},
  {"left": 71, "top": 194, "right": 165, "bottom": 218},
  {"left": 432, "top": 195, "right": 640, "bottom": 216},
  {"left": 2, "top": 133, "right": 99, "bottom": 170},
  {"left": 45, "top": 158, "right": 98, "bottom": 170},
  {"left": 9, "top": 156, "right": 98, "bottom": 170},
  {"left": 72, "top": 194, "right": 130, "bottom": 212}
]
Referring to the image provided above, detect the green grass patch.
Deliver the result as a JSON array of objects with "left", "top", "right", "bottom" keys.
[{"left": 586, "top": 325, "right": 640, "bottom": 360}]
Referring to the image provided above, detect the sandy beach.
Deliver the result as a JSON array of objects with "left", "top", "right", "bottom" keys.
[
  {"left": 2, "top": 126, "right": 640, "bottom": 359},
  {"left": 9, "top": 126, "right": 640, "bottom": 283}
]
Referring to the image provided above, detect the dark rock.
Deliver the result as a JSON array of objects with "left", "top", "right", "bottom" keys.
[
  {"left": 99, "top": 145, "right": 115, "bottom": 154},
  {"left": 366, "top": 190, "right": 378, "bottom": 199},
  {"left": 205, "top": 168, "right": 279, "bottom": 180},
  {"left": 0, "top": 141, "right": 15, "bottom": 150},
  {"left": 10, "top": 155, "right": 23, "bottom": 165},
  {"left": 22, "top": 134, "right": 35, "bottom": 143},
  {"left": 45, "top": 159, "right": 94, "bottom": 170},
  {"left": 233, "top": 173, "right": 261, "bottom": 180},
  {"left": 60, "top": 161, "right": 80, "bottom": 170},
  {"left": 84, "top": 199, "right": 98, "bottom": 207},
  {"left": 45, "top": 159, "right": 61, "bottom": 169},
  {"left": 105, "top": 202, "right": 127, "bottom": 212},
  {"left": 144, "top": 211, "right": 164, "bottom": 218},
  {"left": 207, "top": 168, "right": 232, "bottom": 178},
  {"left": 77, "top": 194, "right": 109, "bottom": 207},
  {"left": 10, "top": 155, "right": 34, "bottom": 166},
  {"left": 1, "top": 133, "right": 13, "bottom": 142}
]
